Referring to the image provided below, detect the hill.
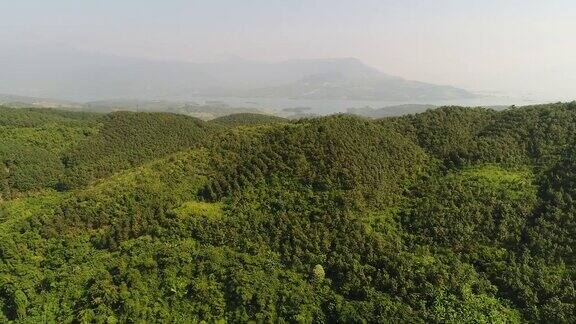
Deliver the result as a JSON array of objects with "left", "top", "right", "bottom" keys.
[
  {"left": 0, "top": 103, "right": 575, "bottom": 322},
  {"left": 0, "top": 107, "right": 215, "bottom": 197},
  {"left": 0, "top": 106, "right": 100, "bottom": 198},
  {"left": 60, "top": 111, "right": 215, "bottom": 189}
]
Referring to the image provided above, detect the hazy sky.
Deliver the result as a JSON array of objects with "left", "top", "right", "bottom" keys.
[{"left": 1, "top": 0, "right": 575, "bottom": 99}]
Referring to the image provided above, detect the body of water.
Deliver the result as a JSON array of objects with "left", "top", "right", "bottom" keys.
[{"left": 180, "top": 95, "right": 570, "bottom": 116}]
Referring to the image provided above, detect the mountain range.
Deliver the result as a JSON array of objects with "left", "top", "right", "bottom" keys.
[{"left": 0, "top": 43, "right": 476, "bottom": 102}]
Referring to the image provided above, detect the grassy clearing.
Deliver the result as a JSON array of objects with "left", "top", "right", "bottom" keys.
[
  {"left": 459, "top": 164, "right": 536, "bottom": 198},
  {"left": 0, "top": 189, "right": 65, "bottom": 232},
  {"left": 174, "top": 201, "right": 224, "bottom": 219}
]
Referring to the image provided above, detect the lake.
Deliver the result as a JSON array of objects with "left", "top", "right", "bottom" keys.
[{"left": 181, "top": 94, "right": 569, "bottom": 116}]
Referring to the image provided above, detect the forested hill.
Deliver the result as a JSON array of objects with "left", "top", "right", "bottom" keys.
[{"left": 0, "top": 102, "right": 575, "bottom": 322}]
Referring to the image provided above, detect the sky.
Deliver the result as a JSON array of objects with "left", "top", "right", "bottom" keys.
[{"left": 1, "top": 0, "right": 575, "bottom": 100}]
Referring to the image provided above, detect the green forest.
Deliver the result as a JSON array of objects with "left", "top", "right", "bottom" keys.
[{"left": 0, "top": 103, "right": 575, "bottom": 323}]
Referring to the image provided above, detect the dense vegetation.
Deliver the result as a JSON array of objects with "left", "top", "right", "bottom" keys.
[{"left": 0, "top": 103, "right": 575, "bottom": 322}]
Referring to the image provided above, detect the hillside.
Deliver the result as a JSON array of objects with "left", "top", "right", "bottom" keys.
[
  {"left": 209, "top": 113, "right": 288, "bottom": 127},
  {"left": 0, "top": 103, "right": 575, "bottom": 322}
]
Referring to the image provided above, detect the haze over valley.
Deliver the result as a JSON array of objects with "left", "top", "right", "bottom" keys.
[{"left": 0, "top": 43, "right": 559, "bottom": 117}]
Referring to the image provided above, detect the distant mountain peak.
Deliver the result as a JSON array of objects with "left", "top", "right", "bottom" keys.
[{"left": 0, "top": 43, "right": 475, "bottom": 102}]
